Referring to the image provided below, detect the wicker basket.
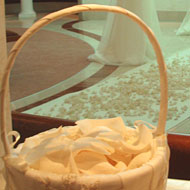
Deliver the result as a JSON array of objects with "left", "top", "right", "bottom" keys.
[{"left": 1, "top": 4, "right": 169, "bottom": 190}]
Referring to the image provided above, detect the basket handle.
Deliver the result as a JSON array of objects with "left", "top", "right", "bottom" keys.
[{"left": 0, "top": 4, "right": 168, "bottom": 155}]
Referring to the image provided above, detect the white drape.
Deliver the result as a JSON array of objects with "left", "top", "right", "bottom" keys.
[{"left": 88, "top": 0, "right": 161, "bottom": 66}]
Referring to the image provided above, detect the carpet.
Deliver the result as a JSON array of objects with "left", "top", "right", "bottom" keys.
[
  {"left": 7, "top": 28, "right": 94, "bottom": 101},
  {"left": 25, "top": 48, "right": 190, "bottom": 131}
]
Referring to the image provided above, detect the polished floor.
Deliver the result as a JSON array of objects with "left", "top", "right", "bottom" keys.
[{"left": 6, "top": 11, "right": 190, "bottom": 135}]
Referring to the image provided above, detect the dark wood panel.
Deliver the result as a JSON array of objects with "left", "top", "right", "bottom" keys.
[
  {"left": 5, "top": 0, "right": 77, "bottom": 3},
  {"left": 168, "top": 134, "right": 190, "bottom": 180},
  {"left": 12, "top": 111, "right": 75, "bottom": 145}
]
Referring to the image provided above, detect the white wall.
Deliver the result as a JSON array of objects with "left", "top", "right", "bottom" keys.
[
  {"left": 79, "top": 0, "right": 110, "bottom": 5},
  {"left": 80, "top": 0, "right": 190, "bottom": 11},
  {"left": 155, "top": 0, "right": 190, "bottom": 11},
  {"left": 78, "top": 0, "right": 112, "bottom": 20}
]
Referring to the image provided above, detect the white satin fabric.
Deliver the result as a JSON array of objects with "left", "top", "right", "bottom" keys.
[
  {"left": 88, "top": 0, "right": 161, "bottom": 66},
  {"left": 176, "top": 10, "right": 190, "bottom": 36},
  {"left": 176, "top": 1, "right": 190, "bottom": 36}
]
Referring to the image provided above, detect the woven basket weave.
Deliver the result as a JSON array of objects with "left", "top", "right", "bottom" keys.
[{"left": 1, "top": 4, "right": 169, "bottom": 190}]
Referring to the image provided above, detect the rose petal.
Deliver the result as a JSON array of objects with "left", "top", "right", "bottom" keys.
[
  {"left": 31, "top": 157, "right": 68, "bottom": 175},
  {"left": 75, "top": 151, "right": 119, "bottom": 174},
  {"left": 76, "top": 117, "right": 126, "bottom": 135},
  {"left": 108, "top": 152, "right": 132, "bottom": 166},
  {"left": 127, "top": 151, "right": 152, "bottom": 169},
  {"left": 121, "top": 125, "right": 153, "bottom": 154},
  {"left": 115, "top": 161, "right": 127, "bottom": 171},
  {"left": 72, "top": 137, "right": 114, "bottom": 156},
  {"left": 16, "top": 117, "right": 157, "bottom": 175}
]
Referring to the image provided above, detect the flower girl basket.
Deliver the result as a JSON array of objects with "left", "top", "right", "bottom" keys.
[{"left": 1, "top": 4, "right": 169, "bottom": 190}]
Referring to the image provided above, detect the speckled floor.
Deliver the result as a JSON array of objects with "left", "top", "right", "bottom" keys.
[{"left": 6, "top": 12, "right": 190, "bottom": 135}]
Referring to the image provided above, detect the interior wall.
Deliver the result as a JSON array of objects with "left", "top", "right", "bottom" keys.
[
  {"left": 79, "top": 0, "right": 188, "bottom": 21},
  {"left": 81, "top": 0, "right": 190, "bottom": 11},
  {"left": 155, "top": 0, "right": 190, "bottom": 11}
]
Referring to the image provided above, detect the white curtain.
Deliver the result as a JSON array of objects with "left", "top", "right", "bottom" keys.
[{"left": 88, "top": 0, "right": 161, "bottom": 66}]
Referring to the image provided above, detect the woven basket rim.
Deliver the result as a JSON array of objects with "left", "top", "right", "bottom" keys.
[{"left": 5, "top": 143, "right": 168, "bottom": 178}]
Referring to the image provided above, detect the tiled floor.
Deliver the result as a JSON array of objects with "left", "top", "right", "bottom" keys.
[{"left": 6, "top": 11, "right": 190, "bottom": 134}]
